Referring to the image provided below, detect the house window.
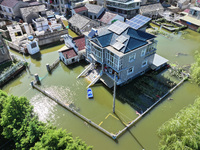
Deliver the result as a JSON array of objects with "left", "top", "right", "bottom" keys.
[
  {"left": 1, "top": 47, "right": 5, "bottom": 54},
  {"left": 8, "top": 8, "right": 12, "bottom": 12},
  {"left": 141, "top": 49, "right": 146, "bottom": 57},
  {"left": 127, "top": 66, "right": 134, "bottom": 75},
  {"left": 142, "top": 60, "right": 147, "bottom": 67},
  {"left": 129, "top": 53, "right": 136, "bottom": 62}
]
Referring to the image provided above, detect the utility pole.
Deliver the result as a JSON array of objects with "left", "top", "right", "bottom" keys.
[{"left": 113, "top": 72, "right": 116, "bottom": 113}]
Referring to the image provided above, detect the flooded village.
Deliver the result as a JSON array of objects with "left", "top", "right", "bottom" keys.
[{"left": 0, "top": 0, "right": 200, "bottom": 149}]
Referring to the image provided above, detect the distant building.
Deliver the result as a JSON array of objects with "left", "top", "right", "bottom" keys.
[
  {"left": 72, "top": 3, "right": 105, "bottom": 20},
  {"left": 0, "top": 34, "right": 11, "bottom": 65},
  {"left": 72, "top": 5, "right": 88, "bottom": 16},
  {"left": 0, "top": 0, "right": 29, "bottom": 20},
  {"left": 83, "top": 21, "right": 168, "bottom": 86},
  {"left": 140, "top": 3, "right": 164, "bottom": 19},
  {"left": 68, "top": 14, "right": 105, "bottom": 35},
  {"left": 20, "top": 4, "right": 54, "bottom": 23},
  {"left": 196, "top": 0, "right": 200, "bottom": 7},
  {"left": 180, "top": 7, "right": 200, "bottom": 31},
  {"left": 85, "top": 3, "right": 104, "bottom": 19},
  {"left": 59, "top": 35, "right": 86, "bottom": 65},
  {"left": 106, "top": 0, "right": 141, "bottom": 19},
  {"left": 39, "top": 0, "right": 69, "bottom": 15},
  {"left": 32, "top": 17, "right": 62, "bottom": 33},
  {"left": 99, "top": 11, "right": 124, "bottom": 24}
]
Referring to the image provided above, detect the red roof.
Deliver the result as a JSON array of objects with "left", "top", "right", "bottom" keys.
[
  {"left": 73, "top": 35, "right": 85, "bottom": 51},
  {"left": 1, "top": 0, "right": 19, "bottom": 8},
  {"left": 62, "top": 48, "right": 77, "bottom": 59},
  {"left": 74, "top": 6, "right": 88, "bottom": 13}
]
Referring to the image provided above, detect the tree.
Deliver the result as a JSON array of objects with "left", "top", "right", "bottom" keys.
[
  {"left": 158, "top": 97, "right": 200, "bottom": 150},
  {"left": 191, "top": 52, "right": 200, "bottom": 85},
  {"left": 0, "top": 90, "right": 92, "bottom": 149}
]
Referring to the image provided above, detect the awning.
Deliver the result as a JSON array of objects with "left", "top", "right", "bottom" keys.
[{"left": 151, "top": 54, "right": 168, "bottom": 70}]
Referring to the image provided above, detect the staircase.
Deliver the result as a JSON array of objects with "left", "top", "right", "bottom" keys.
[
  {"left": 87, "top": 71, "right": 103, "bottom": 88},
  {"left": 77, "top": 63, "right": 93, "bottom": 78}
]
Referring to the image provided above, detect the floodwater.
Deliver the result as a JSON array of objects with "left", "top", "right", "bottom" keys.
[{"left": 2, "top": 28, "right": 200, "bottom": 150}]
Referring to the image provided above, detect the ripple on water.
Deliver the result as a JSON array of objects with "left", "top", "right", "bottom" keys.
[{"left": 31, "top": 85, "right": 77, "bottom": 122}]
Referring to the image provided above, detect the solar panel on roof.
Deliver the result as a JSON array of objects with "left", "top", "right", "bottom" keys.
[
  {"left": 108, "top": 21, "right": 129, "bottom": 35},
  {"left": 112, "top": 42, "right": 124, "bottom": 50},
  {"left": 116, "top": 35, "right": 128, "bottom": 43},
  {"left": 125, "top": 14, "right": 151, "bottom": 30}
]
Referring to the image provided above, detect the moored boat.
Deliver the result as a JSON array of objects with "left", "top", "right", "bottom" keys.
[{"left": 87, "top": 88, "right": 93, "bottom": 99}]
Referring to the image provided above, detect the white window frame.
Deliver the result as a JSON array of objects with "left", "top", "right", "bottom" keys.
[
  {"left": 129, "top": 53, "right": 136, "bottom": 62},
  {"left": 141, "top": 49, "right": 146, "bottom": 57},
  {"left": 142, "top": 60, "right": 147, "bottom": 67},
  {"left": 127, "top": 66, "right": 134, "bottom": 75}
]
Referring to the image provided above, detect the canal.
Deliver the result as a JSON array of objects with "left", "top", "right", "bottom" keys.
[{"left": 2, "top": 28, "right": 200, "bottom": 150}]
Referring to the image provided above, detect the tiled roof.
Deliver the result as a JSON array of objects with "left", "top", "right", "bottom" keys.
[
  {"left": 74, "top": 6, "right": 88, "bottom": 13},
  {"left": 140, "top": 3, "right": 164, "bottom": 14},
  {"left": 122, "top": 38, "right": 147, "bottom": 53},
  {"left": 61, "top": 48, "right": 77, "bottom": 59},
  {"left": 85, "top": 3, "right": 104, "bottom": 14},
  {"left": 1, "top": 0, "right": 19, "bottom": 8},
  {"left": 90, "top": 26, "right": 155, "bottom": 54},
  {"left": 99, "top": 12, "right": 117, "bottom": 24},
  {"left": 95, "top": 33, "right": 113, "bottom": 47},
  {"left": 69, "top": 14, "right": 90, "bottom": 29},
  {"left": 73, "top": 35, "right": 85, "bottom": 51},
  {"left": 127, "top": 28, "right": 155, "bottom": 42}
]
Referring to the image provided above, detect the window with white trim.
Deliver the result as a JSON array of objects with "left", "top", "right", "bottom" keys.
[
  {"left": 142, "top": 60, "right": 147, "bottom": 67},
  {"left": 129, "top": 53, "right": 136, "bottom": 62},
  {"left": 141, "top": 49, "right": 146, "bottom": 57},
  {"left": 127, "top": 66, "right": 134, "bottom": 75}
]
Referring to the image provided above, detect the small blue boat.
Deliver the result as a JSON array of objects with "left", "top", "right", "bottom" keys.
[{"left": 87, "top": 88, "right": 93, "bottom": 99}]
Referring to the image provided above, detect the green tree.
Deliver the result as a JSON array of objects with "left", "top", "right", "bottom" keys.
[
  {"left": 191, "top": 52, "right": 200, "bottom": 85},
  {"left": 158, "top": 97, "right": 200, "bottom": 150},
  {"left": 0, "top": 90, "right": 92, "bottom": 149}
]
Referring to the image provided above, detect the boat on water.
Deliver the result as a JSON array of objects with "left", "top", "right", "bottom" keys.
[{"left": 87, "top": 88, "right": 93, "bottom": 99}]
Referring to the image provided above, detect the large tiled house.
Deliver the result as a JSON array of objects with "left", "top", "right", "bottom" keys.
[{"left": 84, "top": 21, "right": 168, "bottom": 86}]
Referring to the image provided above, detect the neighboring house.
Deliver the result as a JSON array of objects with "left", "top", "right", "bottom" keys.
[
  {"left": 140, "top": 3, "right": 164, "bottom": 19},
  {"left": 99, "top": 11, "right": 125, "bottom": 24},
  {"left": 20, "top": 4, "right": 48, "bottom": 23},
  {"left": 180, "top": 7, "right": 200, "bottom": 31},
  {"left": 85, "top": 3, "right": 105, "bottom": 19},
  {"left": 32, "top": 17, "right": 62, "bottom": 33},
  {"left": 0, "top": 34, "right": 11, "bottom": 65},
  {"left": 40, "top": 0, "right": 70, "bottom": 16},
  {"left": 177, "top": 0, "right": 190, "bottom": 10},
  {"left": 7, "top": 24, "right": 24, "bottom": 42},
  {"left": 196, "top": 0, "right": 200, "bottom": 7},
  {"left": 106, "top": 0, "right": 141, "bottom": 19},
  {"left": 59, "top": 35, "right": 85, "bottom": 65},
  {"left": 72, "top": 5, "right": 88, "bottom": 16},
  {"left": 0, "top": 0, "right": 29, "bottom": 20},
  {"left": 68, "top": 14, "right": 105, "bottom": 35},
  {"left": 84, "top": 21, "right": 168, "bottom": 86}
]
